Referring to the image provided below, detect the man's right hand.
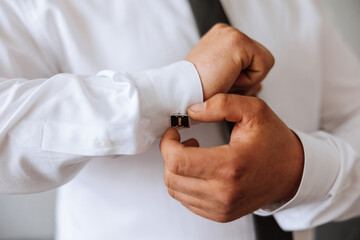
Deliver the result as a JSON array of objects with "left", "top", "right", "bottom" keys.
[{"left": 186, "top": 23, "right": 275, "bottom": 100}]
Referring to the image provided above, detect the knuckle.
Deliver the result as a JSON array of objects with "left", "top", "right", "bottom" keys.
[
  {"left": 255, "top": 47, "right": 275, "bottom": 80},
  {"left": 163, "top": 171, "right": 172, "bottom": 189},
  {"left": 165, "top": 155, "right": 178, "bottom": 173},
  {"left": 215, "top": 215, "right": 233, "bottom": 223},
  {"left": 228, "top": 30, "right": 248, "bottom": 47},
  {"left": 213, "top": 22, "right": 229, "bottom": 29},
  {"left": 162, "top": 145, "right": 176, "bottom": 163},
  {"left": 208, "top": 23, "right": 229, "bottom": 36},
  {"left": 168, "top": 188, "right": 176, "bottom": 199},
  {"left": 165, "top": 150, "right": 186, "bottom": 175},
  {"left": 260, "top": 51, "right": 275, "bottom": 74},
  {"left": 218, "top": 203, "right": 233, "bottom": 216},
  {"left": 224, "top": 191, "right": 237, "bottom": 206},
  {"left": 225, "top": 163, "right": 243, "bottom": 182},
  {"left": 211, "top": 24, "right": 248, "bottom": 47},
  {"left": 175, "top": 156, "right": 187, "bottom": 175},
  {"left": 218, "top": 187, "right": 238, "bottom": 206},
  {"left": 167, "top": 158, "right": 177, "bottom": 173},
  {"left": 223, "top": 152, "right": 244, "bottom": 181}
]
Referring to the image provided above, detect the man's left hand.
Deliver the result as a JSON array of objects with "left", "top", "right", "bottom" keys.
[{"left": 160, "top": 94, "right": 304, "bottom": 223}]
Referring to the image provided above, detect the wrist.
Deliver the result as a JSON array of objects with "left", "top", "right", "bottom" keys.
[{"left": 185, "top": 60, "right": 208, "bottom": 101}]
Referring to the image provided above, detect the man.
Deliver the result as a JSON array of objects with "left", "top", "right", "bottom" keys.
[{"left": 0, "top": 1, "right": 359, "bottom": 240}]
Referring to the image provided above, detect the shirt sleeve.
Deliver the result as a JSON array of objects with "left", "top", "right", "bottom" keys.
[
  {"left": 255, "top": 1, "right": 360, "bottom": 231},
  {"left": 0, "top": 3, "right": 203, "bottom": 194}
]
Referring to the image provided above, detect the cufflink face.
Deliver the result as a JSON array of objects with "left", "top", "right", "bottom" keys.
[{"left": 170, "top": 114, "right": 190, "bottom": 128}]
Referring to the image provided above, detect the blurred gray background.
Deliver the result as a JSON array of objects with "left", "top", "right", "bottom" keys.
[{"left": 0, "top": 0, "right": 359, "bottom": 239}]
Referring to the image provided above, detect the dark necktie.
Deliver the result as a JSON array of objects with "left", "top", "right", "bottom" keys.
[{"left": 187, "top": 1, "right": 293, "bottom": 239}]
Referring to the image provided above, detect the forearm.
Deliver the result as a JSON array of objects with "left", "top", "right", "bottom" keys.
[{"left": 0, "top": 61, "right": 203, "bottom": 193}]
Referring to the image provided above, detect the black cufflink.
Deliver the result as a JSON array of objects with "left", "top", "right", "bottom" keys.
[{"left": 170, "top": 114, "right": 190, "bottom": 128}]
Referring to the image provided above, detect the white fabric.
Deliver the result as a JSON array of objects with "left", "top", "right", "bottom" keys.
[{"left": 0, "top": 0, "right": 359, "bottom": 239}]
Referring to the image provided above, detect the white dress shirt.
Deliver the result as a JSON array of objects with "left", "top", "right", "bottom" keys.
[{"left": 0, "top": 0, "right": 359, "bottom": 239}]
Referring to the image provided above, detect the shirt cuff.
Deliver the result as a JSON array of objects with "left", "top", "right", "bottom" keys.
[
  {"left": 130, "top": 61, "right": 203, "bottom": 138},
  {"left": 255, "top": 130, "right": 340, "bottom": 216}
]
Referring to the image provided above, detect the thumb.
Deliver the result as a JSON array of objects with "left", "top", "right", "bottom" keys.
[
  {"left": 187, "top": 93, "right": 255, "bottom": 123},
  {"left": 160, "top": 128, "right": 181, "bottom": 152}
]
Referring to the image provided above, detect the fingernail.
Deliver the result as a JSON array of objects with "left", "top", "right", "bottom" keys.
[{"left": 189, "top": 102, "right": 206, "bottom": 112}]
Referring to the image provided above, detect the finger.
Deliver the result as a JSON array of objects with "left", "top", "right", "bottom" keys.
[
  {"left": 242, "top": 83, "right": 262, "bottom": 96},
  {"left": 232, "top": 38, "right": 274, "bottom": 88},
  {"left": 187, "top": 93, "right": 262, "bottom": 123},
  {"left": 160, "top": 127, "right": 182, "bottom": 153},
  {"left": 162, "top": 142, "right": 230, "bottom": 179},
  {"left": 160, "top": 128, "right": 231, "bottom": 178},
  {"left": 169, "top": 189, "right": 237, "bottom": 217},
  {"left": 168, "top": 188, "right": 209, "bottom": 211},
  {"left": 243, "top": 39, "right": 275, "bottom": 84},
  {"left": 252, "top": 38, "right": 275, "bottom": 72},
  {"left": 235, "top": 71, "right": 259, "bottom": 87},
  {"left": 165, "top": 174, "right": 244, "bottom": 217},
  {"left": 160, "top": 127, "right": 233, "bottom": 179},
  {"left": 182, "top": 138, "right": 199, "bottom": 147},
  {"left": 182, "top": 203, "right": 213, "bottom": 220},
  {"left": 182, "top": 203, "right": 235, "bottom": 223},
  {"left": 229, "top": 83, "right": 262, "bottom": 96},
  {"left": 164, "top": 168, "right": 210, "bottom": 199}
]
